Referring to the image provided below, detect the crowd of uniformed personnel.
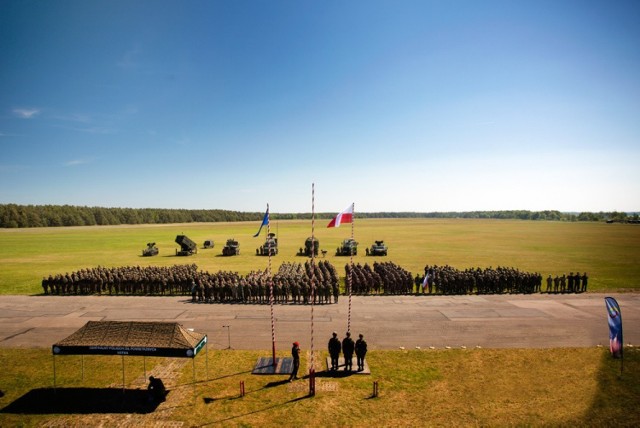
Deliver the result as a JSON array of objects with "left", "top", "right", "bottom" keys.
[
  {"left": 41, "top": 261, "right": 587, "bottom": 299},
  {"left": 41, "top": 264, "right": 200, "bottom": 296},
  {"left": 41, "top": 261, "right": 341, "bottom": 304},
  {"left": 346, "top": 262, "right": 414, "bottom": 294},
  {"left": 416, "top": 265, "right": 587, "bottom": 295},
  {"left": 193, "top": 261, "right": 340, "bottom": 304},
  {"left": 418, "top": 265, "right": 544, "bottom": 295}
]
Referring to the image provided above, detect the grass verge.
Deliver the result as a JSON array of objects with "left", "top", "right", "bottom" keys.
[{"left": 1, "top": 347, "right": 638, "bottom": 426}]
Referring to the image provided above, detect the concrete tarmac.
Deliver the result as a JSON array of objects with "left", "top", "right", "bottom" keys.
[{"left": 0, "top": 293, "right": 637, "bottom": 351}]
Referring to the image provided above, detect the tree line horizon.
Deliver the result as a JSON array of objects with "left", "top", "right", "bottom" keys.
[{"left": 0, "top": 203, "right": 637, "bottom": 228}]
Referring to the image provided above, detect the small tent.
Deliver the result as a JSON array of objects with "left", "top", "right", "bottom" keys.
[
  {"left": 53, "top": 321, "right": 207, "bottom": 358},
  {"left": 52, "top": 321, "right": 207, "bottom": 390}
]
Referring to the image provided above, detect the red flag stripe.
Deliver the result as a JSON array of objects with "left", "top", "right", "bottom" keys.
[{"left": 327, "top": 204, "right": 354, "bottom": 228}]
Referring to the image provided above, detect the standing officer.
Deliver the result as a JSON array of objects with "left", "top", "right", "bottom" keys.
[
  {"left": 355, "top": 333, "right": 368, "bottom": 371},
  {"left": 342, "top": 332, "right": 355, "bottom": 371},
  {"left": 289, "top": 341, "right": 301, "bottom": 382},
  {"left": 581, "top": 272, "right": 588, "bottom": 292},
  {"left": 328, "top": 332, "right": 341, "bottom": 371}
]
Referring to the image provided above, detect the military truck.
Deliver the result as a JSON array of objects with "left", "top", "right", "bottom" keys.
[
  {"left": 175, "top": 235, "right": 197, "bottom": 256},
  {"left": 336, "top": 238, "right": 358, "bottom": 256},
  {"left": 222, "top": 238, "right": 240, "bottom": 256},
  {"left": 142, "top": 242, "right": 159, "bottom": 257},
  {"left": 203, "top": 239, "right": 215, "bottom": 249},
  {"left": 300, "top": 237, "right": 319, "bottom": 256},
  {"left": 368, "top": 240, "right": 388, "bottom": 256},
  {"left": 257, "top": 233, "right": 278, "bottom": 256}
]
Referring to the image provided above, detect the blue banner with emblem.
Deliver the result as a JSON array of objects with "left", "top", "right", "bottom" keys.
[{"left": 604, "top": 297, "right": 623, "bottom": 359}]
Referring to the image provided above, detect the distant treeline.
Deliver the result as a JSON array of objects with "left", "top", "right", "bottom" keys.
[{"left": 0, "top": 204, "right": 637, "bottom": 228}]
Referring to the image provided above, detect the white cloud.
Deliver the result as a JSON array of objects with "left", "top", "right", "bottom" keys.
[
  {"left": 13, "top": 108, "right": 40, "bottom": 119},
  {"left": 64, "top": 158, "right": 93, "bottom": 167}
]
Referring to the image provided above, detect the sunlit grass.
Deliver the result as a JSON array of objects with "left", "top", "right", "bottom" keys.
[
  {"left": 1, "top": 347, "right": 638, "bottom": 426},
  {"left": 0, "top": 219, "right": 639, "bottom": 294}
]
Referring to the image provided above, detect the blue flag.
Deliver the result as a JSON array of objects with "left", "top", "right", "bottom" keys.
[
  {"left": 604, "top": 297, "right": 623, "bottom": 359},
  {"left": 253, "top": 208, "right": 269, "bottom": 237}
]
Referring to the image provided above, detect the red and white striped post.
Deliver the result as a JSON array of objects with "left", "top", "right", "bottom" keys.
[
  {"left": 266, "top": 204, "right": 276, "bottom": 366},
  {"left": 347, "top": 203, "right": 354, "bottom": 334},
  {"left": 309, "top": 183, "right": 316, "bottom": 396}
]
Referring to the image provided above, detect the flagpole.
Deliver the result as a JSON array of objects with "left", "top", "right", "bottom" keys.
[
  {"left": 348, "top": 202, "right": 354, "bottom": 334},
  {"left": 309, "top": 183, "right": 316, "bottom": 396},
  {"left": 266, "top": 203, "right": 276, "bottom": 366}
]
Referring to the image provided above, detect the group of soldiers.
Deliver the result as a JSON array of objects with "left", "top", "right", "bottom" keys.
[
  {"left": 343, "top": 263, "right": 550, "bottom": 296},
  {"left": 41, "top": 264, "right": 200, "bottom": 295},
  {"left": 418, "top": 265, "right": 545, "bottom": 295},
  {"left": 328, "top": 331, "right": 368, "bottom": 372},
  {"left": 346, "top": 262, "right": 414, "bottom": 295},
  {"left": 190, "top": 261, "right": 340, "bottom": 304},
  {"left": 41, "top": 261, "right": 341, "bottom": 304},
  {"left": 544, "top": 272, "right": 588, "bottom": 293},
  {"left": 41, "top": 260, "right": 588, "bottom": 300}
]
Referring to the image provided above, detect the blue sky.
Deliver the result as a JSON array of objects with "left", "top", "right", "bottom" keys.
[{"left": 1, "top": 0, "right": 639, "bottom": 213}]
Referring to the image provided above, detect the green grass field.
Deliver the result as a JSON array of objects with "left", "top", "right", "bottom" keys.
[
  {"left": 0, "top": 347, "right": 638, "bottom": 426},
  {"left": 1, "top": 219, "right": 639, "bottom": 294},
  {"left": 1, "top": 219, "right": 639, "bottom": 425}
]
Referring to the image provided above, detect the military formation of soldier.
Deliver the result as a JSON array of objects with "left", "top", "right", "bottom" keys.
[
  {"left": 42, "top": 260, "right": 341, "bottom": 304},
  {"left": 419, "top": 265, "right": 587, "bottom": 295},
  {"left": 41, "top": 260, "right": 587, "bottom": 299},
  {"left": 346, "top": 261, "right": 414, "bottom": 294},
  {"left": 419, "top": 265, "right": 543, "bottom": 295},
  {"left": 41, "top": 264, "right": 200, "bottom": 295}
]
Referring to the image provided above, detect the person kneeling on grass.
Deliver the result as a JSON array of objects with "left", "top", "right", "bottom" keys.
[{"left": 148, "top": 376, "right": 167, "bottom": 402}]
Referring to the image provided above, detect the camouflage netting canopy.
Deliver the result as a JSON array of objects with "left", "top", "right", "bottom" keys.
[{"left": 52, "top": 321, "right": 207, "bottom": 358}]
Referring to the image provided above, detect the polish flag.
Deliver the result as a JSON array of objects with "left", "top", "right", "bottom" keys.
[{"left": 327, "top": 203, "right": 354, "bottom": 228}]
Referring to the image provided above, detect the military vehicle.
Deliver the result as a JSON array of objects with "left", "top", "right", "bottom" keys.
[
  {"left": 222, "top": 238, "right": 240, "bottom": 256},
  {"left": 142, "top": 242, "right": 159, "bottom": 257},
  {"left": 175, "top": 235, "right": 197, "bottom": 256},
  {"left": 300, "top": 237, "right": 319, "bottom": 256},
  {"left": 203, "top": 239, "right": 215, "bottom": 249},
  {"left": 368, "top": 240, "right": 388, "bottom": 256},
  {"left": 257, "top": 233, "right": 278, "bottom": 256},
  {"left": 336, "top": 238, "right": 358, "bottom": 256}
]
